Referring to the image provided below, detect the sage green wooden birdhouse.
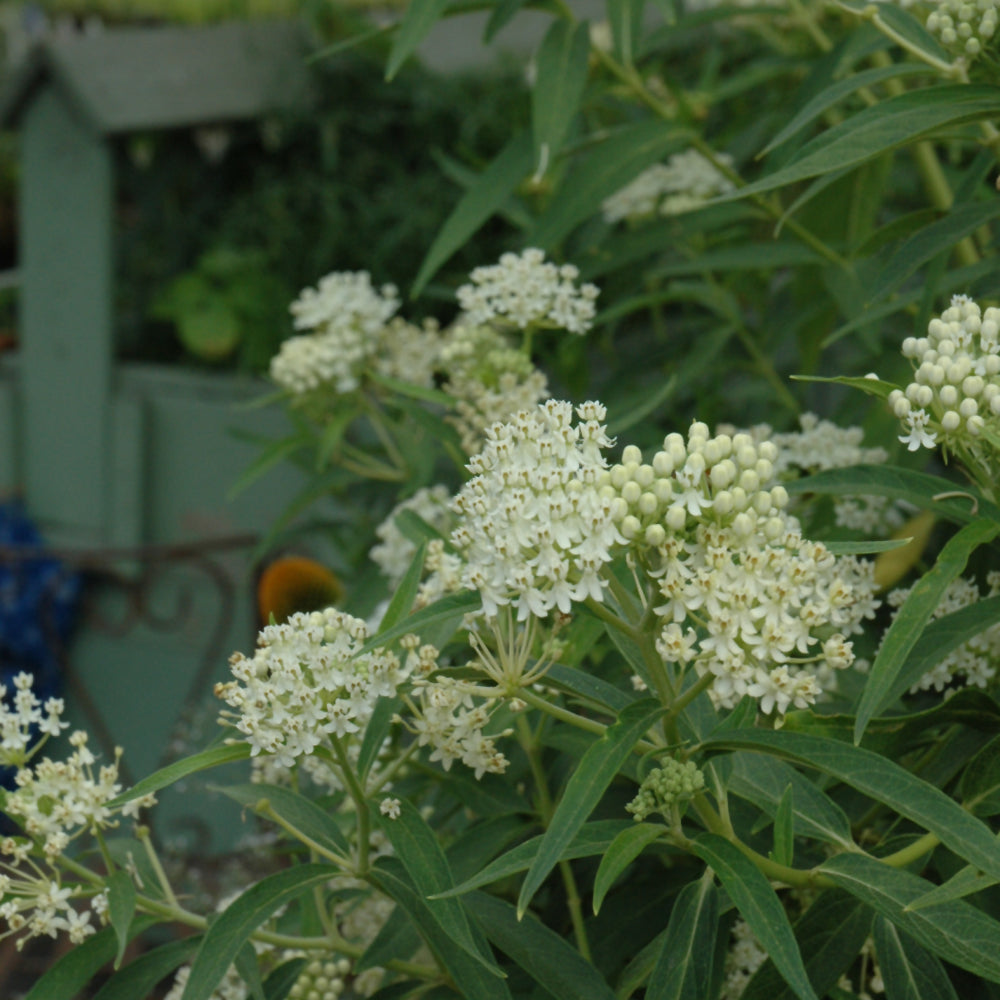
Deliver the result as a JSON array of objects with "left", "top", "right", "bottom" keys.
[{"left": 0, "top": 21, "right": 312, "bottom": 546}]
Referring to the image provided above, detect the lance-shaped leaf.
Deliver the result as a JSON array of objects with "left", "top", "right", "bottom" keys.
[
  {"left": 646, "top": 872, "right": 719, "bottom": 1000},
  {"left": 376, "top": 798, "right": 504, "bottom": 977},
  {"left": 385, "top": 0, "right": 450, "bottom": 80},
  {"left": 906, "top": 863, "right": 997, "bottom": 911},
  {"left": 472, "top": 891, "right": 618, "bottom": 1000},
  {"left": 717, "top": 86, "right": 1000, "bottom": 201},
  {"left": 593, "top": 823, "right": 666, "bottom": 914},
  {"left": 690, "top": 834, "right": 818, "bottom": 1000},
  {"left": 180, "top": 864, "right": 342, "bottom": 1000},
  {"left": 107, "top": 870, "right": 137, "bottom": 969},
  {"left": 819, "top": 853, "right": 1000, "bottom": 982},
  {"left": 370, "top": 857, "right": 514, "bottom": 1000},
  {"left": 517, "top": 700, "right": 663, "bottom": 917},
  {"left": 25, "top": 916, "right": 159, "bottom": 1000},
  {"left": 741, "top": 890, "right": 872, "bottom": 1000},
  {"left": 92, "top": 937, "right": 200, "bottom": 1000},
  {"left": 872, "top": 916, "right": 959, "bottom": 1000},
  {"left": 412, "top": 132, "right": 532, "bottom": 296},
  {"left": 531, "top": 20, "right": 591, "bottom": 173},
  {"left": 856, "top": 519, "right": 1000, "bottom": 741},
  {"left": 703, "top": 729, "right": 1000, "bottom": 880}
]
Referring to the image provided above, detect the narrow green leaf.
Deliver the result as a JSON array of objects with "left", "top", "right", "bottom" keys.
[
  {"left": 720, "top": 87, "right": 1000, "bottom": 202},
  {"left": 873, "top": 3, "right": 953, "bottom": 64},
  {"left": 227, "top": 433, "right": 309, "bottom": 500},
  {"left": 25, "top": 916, "right": 159, "bottom": 1000},
  {"left": 856, "top": 519, "right": 1000, "bottom": 741},
  {"left": 484, "top": 0, "right": 529, "bottom": 40},
  {"left": 358, "top": 695, "right": 403, "bottom": 782},
  {"left": 616, "top": 928, "right": 669, "bottom": 1000},
  {"left": 370, "top": 858, "right": 514, "bottom": 1000},
  {"left": 784, "top": 465, "right": 1000, "bottom": 526},
  {"left": 881, "top": 594, "right": 1000, "bottom": 721},
  {"left": 819, "top": 853, "right": 1000, "bottom": 982},
  {"left": 376, "top": 798, "right": 504, "bottom": 977},
  {"left": 790, "top": 374, "right": 900, "bottom": 400},
  {"left": 649, "top": 241, "right": 822, "bottom": 278},
  {"left": 761, "top": 63, "right": 929, "bottom": 156},
  {"left": 532, "top": 20, "right": 591, "bottom": 172},
  {"left": 822, "top": 538, "right": 914, "bottom": 555},
  {"left": 646, "top": 872, "right": 719, "bottom": 1000},
  {"left": 385, "top": 0, "right": 450, "bottom": 80},
  {"left": 412, "top": 131, "right": 532, "bottom": 296},
  {"left": 593, "top": 823, "right": 665, "bottom": 914},
  {"left": 107, "top": 870, "right": 137, "bottom": 969},
  {"left": 872, "top": 916, "right": 959, "bottom": 1000},
  {"left": 92, "top": 936, "right": 199, "bottom": 1000},
  {"left": 906, "top": 863, "right": 997, "bottom": 911},
  {"left": 607, "top": 0, "right": 646, "bottom": 65},
  {"left": 960, "top": 731, "right": 1000, "bottom": 814},
  {"left": 703, "top": 730, "right": 1000, "bottom": 883},
  {"left": 263, "top": 958, "right": 308, "bottom": 1000},
  {"left": 436, "top": 819, "right": 633, "bottom": 898},
  {"left": 315, "top": 410, "right": 353, "bottom": 470},
  {"left": 772, "top": 784, "right": 794, "bottom": 867},
  {"left": 530, "top": 120, "right": 688, "bottom": 249},
  {"left": 108, "top": 742, "right": 252, "bottom": 810},
  {"left": 872, "top": 200, "right": 1000, "bottom": 302},
  {"left": 741, "top": 890, "right": 873, "bottom": 1000},
  {"left": 367, "top": 370, "right": 456, "bottom": 407},
  {"left": 357, "top": 904, "right": 423, "bottom": 975},
  {"left": 180, "top": 864, "right": 341, "bottom": 1000},
  {"left": 517, "top": 699, "right": 663, "bottom": 917},
  {"left": 378, "top": 541, "right": 428, "bottom": 634},
  {"left": 471, "top": 891, "right": 617, "bottom": 1000},
  {"left": 728, "top": 753, "right": 853, "bottom": 848},
  {"left": 546, "top": 661, "right": 636, "bottom": 712},
  {"left": 216, "top": 783, "right": 351, "bottom": 858},
  {"left": 690, "top": 833, "right": 819, "bottom": 1000},
  {"left": 363, "top": 590, "right": 481, "bottom": 653},
  {"left": 235, "top": 943, "right": 266, "bottom": 1000}
]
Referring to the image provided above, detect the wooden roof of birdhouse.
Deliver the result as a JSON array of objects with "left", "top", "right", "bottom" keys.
[{"left": 0, "top": 20, "right": 314, "bottom": 134}]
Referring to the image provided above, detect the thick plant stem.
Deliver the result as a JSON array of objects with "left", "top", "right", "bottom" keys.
[
  {"left": 331, "top": 735, "right": 372, "bottom": 874},
  {"left": 516, "top": 714, "right": 593, "bottom": 962}
]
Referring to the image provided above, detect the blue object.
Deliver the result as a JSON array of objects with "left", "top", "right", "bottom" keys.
[{"left": 0, "top": 501, "right": 80, "bottom": 705}]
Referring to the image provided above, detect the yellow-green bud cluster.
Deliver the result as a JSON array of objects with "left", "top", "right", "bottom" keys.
[
  {"left": 926, "top": 0, "right": 998, "bottom": 55},
  {"left": 289, "top": 955, "right": 351, "bottom": 1000},
  {"left": 888, "top": 295, "right": 1000, "bottom": 452},
  {"left": 626, "top": 758, "right": 705, "bottom": 821},
  {"left": 598, "top": 422, "right": 790, "bottom": 548}
]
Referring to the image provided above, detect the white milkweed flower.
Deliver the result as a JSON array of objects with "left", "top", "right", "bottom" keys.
[
  {"left": 379, "top": 797, "right": 402, "bottom": 819},
  {"left": 289, "top": 271, "right": 400, "bottom": 336},
  {"left": 600, "top": 423, "right": 880, "bottom": 714},
  {"left": 602, "top": 150, "right": 735, "bottom": 224},
  {"left": 456, "top": 249, "right": 600, "bottom": 335},
  {"left": 926, "top": 0, "right": 997, "bottom": 55},
  {"left": 887, "top": 295, "right": 1000, "bottom": 455},
  {"left": 215, "top": 609, "right": 411, "bottom": 766},
  {"left": 450, "top": 399, "right": 624, "bottom": 621},
  {"left": 439, "top": 320, "right": 549, "bottom": 454}
]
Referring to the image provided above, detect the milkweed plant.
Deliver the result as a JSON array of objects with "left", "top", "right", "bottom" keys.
[{"left": 10, "top": 0, "right": 1000, "bottom": 997}]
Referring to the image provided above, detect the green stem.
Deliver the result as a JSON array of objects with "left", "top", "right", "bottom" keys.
[
  {"left": 136, "top": 826, "right": 181, "bottom": 909},
  {"left": 366, "top": 740, "right": 419, "bottom": 796},
  {"left": 878, "top": 831, "right": 939, "bottom": 869},
  {"left": 256, "top": 800, "right": 352, "bottom": 869},
  {"left": 664, "top": 671, "right": 716, "bottom": 722},
  {"left": 516, "top": 715, "right": 593, "bottom": 961},
  {"left": 584, "top": 595, "right": 640, "bottom": 637},
  {"left": 331, "top": 736, "right": 372, "bottom": 874}
]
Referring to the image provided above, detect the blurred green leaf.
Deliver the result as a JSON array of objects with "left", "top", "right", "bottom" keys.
[
  {"left": 532, "top": 20, "right": 591, "bottom": 172},
  {"left": 386, "top": 0, "right": 451, "bottom": 80},
  {"left": 593, "top": 824, "right": 665, "bottom": 914},
  {"left": 872, "top": 916, "right": 959, "bottom": 1000}
]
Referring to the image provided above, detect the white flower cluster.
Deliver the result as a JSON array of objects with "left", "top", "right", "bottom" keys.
[
  {"left": 404, "top": 675, "right": 511, "bottom": 779},
  {"left": 370, "top": 485, "right": 455, "bottom": 584},
  {"left": 887, "top": 574, "right": 1000, "bottom": 694},
  {"left": 926, "top": 0, "right": 997, "bottom": 55},
  {"left": 456, "top": 248, "right": 599, "bottom": 335},
  {"left": 721, "top": 919, "right": 769, "bottom": 999},
  {"left": 753, "top": 413, "right": 903, "bottom": 535},
  {"left": 439, "top": 321, "right": 549, "bottom": 454},
  {"left": 290, "top": 271, "right": 400, "bottom": 336},
  {"left": 0, "top": 671, "right": 68, "bottom": 768},
  {"left": 0, "top": 868, "right": 108, "bottom": 948},
  {"left": 888, "top": 295, "right": 1000, "bottom": 453},
  {"left": 602, "top": 424, "right": 879, "bottom": 713},
  {"left": 451, "top": 400, "right": 623, "bottom": 620},
  {"left": 215, "top": 609, "right": 415, "bottom": 768},
  {"left": 601, "top": 150, "right": 735, "bottom": 224}
]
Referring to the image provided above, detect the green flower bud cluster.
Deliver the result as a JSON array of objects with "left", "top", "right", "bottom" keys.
[
  {"left": 626, "top": 758, "right": 705, "bottom": 821},
  {"left": 289, "top": 955, "right": 351, "bottom": 1000},
  {"left": 597, "top": 422, "right": 789, "bottom": 550}
]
